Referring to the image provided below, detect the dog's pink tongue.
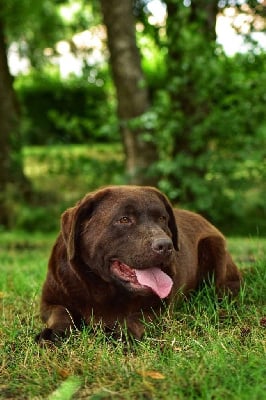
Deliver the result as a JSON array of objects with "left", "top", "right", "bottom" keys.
[{"left": 135, "top": 267, "right": 173, "bottom": 299}]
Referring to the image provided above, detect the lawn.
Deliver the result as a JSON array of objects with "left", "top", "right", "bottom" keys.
[
  {"left": 16, "top": 144, "right": 125, "bottom": 232},
  {"left": 0, "top": 233, "right": 265, "bottom": 399},
  {"left": 23, "top": 143, "right": 124, "bottom": 203},
  {"left": 0, "top": 144, "right": 265, "bottom": 399}
]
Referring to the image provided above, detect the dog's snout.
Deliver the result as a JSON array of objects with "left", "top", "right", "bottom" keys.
[{"left": 152, "top": 238, "right": 173, "bottom": 255}]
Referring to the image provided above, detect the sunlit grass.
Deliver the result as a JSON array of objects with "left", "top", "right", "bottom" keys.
[
  {"left": 23, "top": 143, "right": 123, "bottom": 180},
  {"left": 13, "top": 144, "right": 125, "bottom": 231},
  {"left": 23, "top": 143, "right": 124, "bottom": 203}
]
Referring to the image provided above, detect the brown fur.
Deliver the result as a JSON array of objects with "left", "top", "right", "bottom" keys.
[{"left": 36, "top": 185, "right": 242, "bottom": 342}]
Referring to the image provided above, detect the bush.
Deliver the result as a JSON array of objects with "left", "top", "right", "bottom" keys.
[{"left": 15, "top": 70, "right": 118, "bottom": 145}]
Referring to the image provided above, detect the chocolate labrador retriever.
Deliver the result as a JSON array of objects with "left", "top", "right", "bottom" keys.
[{"left": 36, "top": 185, "right": 241, "bottom": 342}]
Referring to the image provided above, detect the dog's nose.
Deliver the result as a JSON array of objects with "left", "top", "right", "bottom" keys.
[{"left": 152, "top": 238, "right": 173, "bottom": 255}]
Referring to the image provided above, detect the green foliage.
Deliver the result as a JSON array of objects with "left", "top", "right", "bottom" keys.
[
  {"left": 15, "top": 70, "right": 118, "bottom": 145},
  {"left": 0, "top": 234, "right": 265, "bottom": 399},
  {"left": 1, "top": 0, "right": 64, "bottom": 67},
  {"left": 148, "top": 2, "right": 266, "bottom": 234},
  {"left": 140, "top": 35, "right": 168, "bottom": 101},
  {"left": 2, "top": 0, "right": 265, "bottom": 235},
  {"left": 9, "top": 144, "right": 124, "bottom": 232},
  {"left": 3, "top": 141, "right": 263, "bottom": 235}
]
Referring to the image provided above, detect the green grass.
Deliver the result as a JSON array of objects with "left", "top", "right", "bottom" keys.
[
  {"left": 12, "top": 144, "right": 125, "bottom": 232},
  {"left": 0, "top": 234, "right": 265, "bottom": 399},
  {"left": 23, "top": 143, "right": 124, "bottom": 202}
]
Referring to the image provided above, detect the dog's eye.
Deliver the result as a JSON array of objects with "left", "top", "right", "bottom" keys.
[
  {"left": 119, "top": 216, "right": 132, "bottom": 224},
  {"left": 159, "top": 216, "right": 167, "bottom": 223}
]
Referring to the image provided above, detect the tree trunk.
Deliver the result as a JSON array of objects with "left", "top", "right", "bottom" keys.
[
  {"left": 0, "top": 18, "right": 30, "bottom": 227},
  {"left": 190, "top": 0, "right": 218, "bottom": 41},
  {"left": 100, "top": 0, "right": 158, "bottom": 185}
]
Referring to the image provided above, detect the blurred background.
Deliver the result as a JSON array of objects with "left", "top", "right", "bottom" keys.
[{"left": 0, "top": 0, "right": 265, "bottom": 235}]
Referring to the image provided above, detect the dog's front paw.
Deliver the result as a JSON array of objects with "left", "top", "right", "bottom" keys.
[
  {"left": 126, "top": 317, "right": 145, "bottom": 340},
  {"left": 35, "top": 328, "right": 66, "bottom": 346}
]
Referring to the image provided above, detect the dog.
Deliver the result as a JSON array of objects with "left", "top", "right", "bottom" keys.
[{"left": 36, "top": 185, "right": 242, "bottom": 342}]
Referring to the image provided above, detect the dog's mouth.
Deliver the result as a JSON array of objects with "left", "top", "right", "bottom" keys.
[{"left": 110, "top": 260, "right": 173, "bottom": 299}]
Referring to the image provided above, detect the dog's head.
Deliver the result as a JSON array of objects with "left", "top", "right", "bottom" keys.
[{"left": 60, "top": 186, "right": 178, "bottom": 298}]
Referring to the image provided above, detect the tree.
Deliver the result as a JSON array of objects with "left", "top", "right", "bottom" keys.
[
  {"left": 157, "top": 0, "right": 219, "bottom": 203},
  {"left": 0, "top": 14, "right": 30, "bottom": 227},
  {"left": 0, "top": 0, "right": 64, "bottom": 227},
  {"left": 155, "top": 0, "right": 266, "bottom": 232},
  {"left": 100, "top": 0, "right": 158, "bottom": 185}
]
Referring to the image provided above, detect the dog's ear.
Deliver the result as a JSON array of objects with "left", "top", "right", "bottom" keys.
[
  {"left": 61, "top": 188, "right": 109, "bottom": 261},
  {"left": 151, "top": 188, "right": 179, "bottom": 251},
  {"left": 61, "top": 203, "right": 83, "bottom": 262},
  {"left": 61, "top": 206, "right": 76, "bottom": 259}
]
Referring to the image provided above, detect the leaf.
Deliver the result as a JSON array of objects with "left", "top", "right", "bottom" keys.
[
  {"left": 138, "top": 370, "right": 165, "bottom": 380},
  {"left": 48, "top": 376, "right": 82, "bottom": 400},
  {"left": 57, "top": 368, "right": 71, "bottom": 379}
]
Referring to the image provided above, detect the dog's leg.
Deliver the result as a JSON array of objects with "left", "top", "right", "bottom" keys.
[
  {"left": 218, "top": 252, "right": 242, "bottom": 296},
  {"left": 126, "top": 309, "right": 161, "bottom": 340},
  {"left": 126, "top": 313, "right": 146, "bottom": 339},
  {"left": 36, "top": 305, "right": 78, "bottom": 343},
  {"left": 198, "top": 236, "right": 242, "bottom": 297}
]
